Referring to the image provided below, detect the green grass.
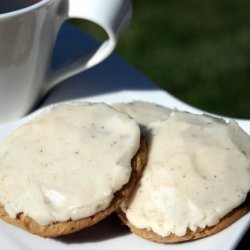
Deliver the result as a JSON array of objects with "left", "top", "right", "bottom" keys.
[{"left": 71, "top": 0, "right": 250, "bottom": 119}]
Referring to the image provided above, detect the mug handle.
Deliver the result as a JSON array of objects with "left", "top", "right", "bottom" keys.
[{"left": 46, "top": 0, "right": 132, "bottom": 91}]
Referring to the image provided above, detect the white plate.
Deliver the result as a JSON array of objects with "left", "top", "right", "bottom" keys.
[
  {"left": 0, "top": 90, "right": 249, "bottom": 250},
  {"left": 0, "top": 24, "right": 249, "bottom": 250}
]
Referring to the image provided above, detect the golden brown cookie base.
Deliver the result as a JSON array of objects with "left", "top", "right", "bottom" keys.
[
  {"left": 117, "top": 196, "right": 250, "bottom": 243},
  {"left": 0, "top": 137, "right": 147, "bottom": 238}
]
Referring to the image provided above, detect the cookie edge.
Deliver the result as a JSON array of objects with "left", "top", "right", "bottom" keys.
[
  {"left": 117, "top": 195, "right": 250, "bottom": 243},
  {"left": 0, "top": 137, "right": 147, "bottom": 238}
]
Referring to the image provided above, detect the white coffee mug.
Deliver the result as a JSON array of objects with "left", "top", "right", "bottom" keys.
[{"left": 0, "top": 0, "right": 132, "bottom": 122}]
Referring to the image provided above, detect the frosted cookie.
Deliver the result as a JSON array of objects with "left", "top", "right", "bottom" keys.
[
  {"left": 117, "top": 110, "right": 250, "bottom": 243},
  {"left": 113, "top": 101, "right": 171, "bottom": 126},
  {"left": 0, "top": 102, "right": 147, "bottom": 237}
]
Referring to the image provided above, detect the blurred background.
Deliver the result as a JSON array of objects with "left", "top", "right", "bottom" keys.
[{"left": 71, "top": 0, "right": 250, "bottom": 119}]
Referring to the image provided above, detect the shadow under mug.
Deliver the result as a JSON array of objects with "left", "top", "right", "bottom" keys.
[{"left": 0, "top": 0, "right": 132, "bottom": 122}]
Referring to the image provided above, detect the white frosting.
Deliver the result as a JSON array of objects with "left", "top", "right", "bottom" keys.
[
  {"left": 0, "top": 102, "right": 140, "bottom": 226},
  {"left": 122, "top": 110, "right": 250, "bottom": 237},
  {"left": 114, "top": 101, "right": 171, "bottom": 126}
]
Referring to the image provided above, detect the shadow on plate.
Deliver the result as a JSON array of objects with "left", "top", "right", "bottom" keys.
[{"left": 54, "top": 214, "right": 130, "bottom": 244}]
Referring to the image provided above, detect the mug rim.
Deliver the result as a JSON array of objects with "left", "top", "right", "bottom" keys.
[{"left": 0, "top": 0, "right": 51, "bottom": 18}]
